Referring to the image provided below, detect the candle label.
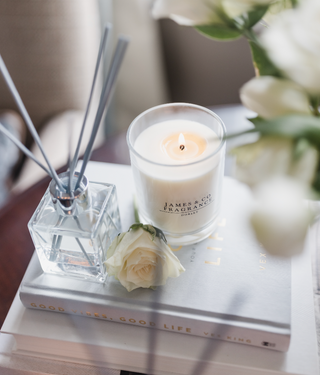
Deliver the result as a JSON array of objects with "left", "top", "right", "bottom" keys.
[{"left": 161, "top": 194, "right": 213, "bottom": 216}]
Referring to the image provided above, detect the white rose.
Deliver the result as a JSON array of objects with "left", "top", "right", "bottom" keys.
[
  {"left": 261, "top": 0, "right": 320, "bottom": 95},
  {"left": 223, "top": 0, "right": 273, "bottom": 18},
  {"left": 152, "top": 0, "right": 272, "bottom": 25},
  {"left": 240, "top": 76, "right": 311, "bottom": 119},
  {"left": 262, "top": 0, "right": 293, "bottom": 25},
  {"left": 232, "top": 136, "right": 318, "bottom": 187},
  {"left": 251, "top": 177, "right": 313, "bottom": 256},
  {"left": 104, "top": 224, "right": 185, "bottom": 292},
  {"left": 152, "top": 0, "right": 221, "bottom": 26}
]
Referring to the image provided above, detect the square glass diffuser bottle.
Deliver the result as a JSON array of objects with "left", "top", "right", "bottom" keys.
[{"left": 28, "top": 172, "right": 121, "bottom": 282}]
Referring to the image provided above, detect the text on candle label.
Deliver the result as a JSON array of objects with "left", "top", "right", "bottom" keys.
[{"left": 161, "top": 195, "right": 213, "bottom": 215}]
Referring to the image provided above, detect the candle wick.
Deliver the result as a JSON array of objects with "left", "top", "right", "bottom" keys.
[{"left": 180, "top": 144, "right": 185, "bottom": 151}]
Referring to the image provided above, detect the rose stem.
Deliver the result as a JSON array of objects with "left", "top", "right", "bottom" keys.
[{"left": 133, "top": 195, "right": 140, "bottom": 223}]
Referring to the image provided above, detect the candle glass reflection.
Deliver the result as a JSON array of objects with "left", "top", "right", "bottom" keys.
[{"left": 127, "top": 103, "right": 226, "bottom": 246}]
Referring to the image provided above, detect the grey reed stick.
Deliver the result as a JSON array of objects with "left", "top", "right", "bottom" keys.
[
  {"left": 75, "top": 36, "right": 129, "bottom": 190},
  {"left": 0, "top": 122, "right": 53, "bottom": 177},
  {"left": 0, "top": 55, "right": 64, "bottom": 192},
  {"left": 69, "top": 24, "right": 112, "bottom": 191},
  {"left": 67, "top": 114, "right": 75, "bottom": 194}
]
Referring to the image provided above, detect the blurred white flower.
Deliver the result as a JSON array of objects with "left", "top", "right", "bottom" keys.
[
  {"left": 152, "top": 0, "right": 221, "bottom": 26},
  {"left": 240, "top": 76, "right": 311, "bottom": 119},
  {"left": 224, "top": 0, "right": 273, "bottom": 18},
  {"left": 262, "top": 0, "right": 293, "bottom": 25},
  {"left": 261, "top": 0, "right": 320, "bottom": 95},
  {"left": 251, "top": 177, "right": 313, "bottom": 256},
  {"left": 152, "top": 0, "right": 273, "bottom": 25},
  {"left": 232, "top": 137, "right": 318, "bottom": 187}
]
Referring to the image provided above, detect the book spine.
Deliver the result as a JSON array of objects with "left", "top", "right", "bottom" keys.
[{"left": 20, "top": 290, "right": 290, "bottom": 352}]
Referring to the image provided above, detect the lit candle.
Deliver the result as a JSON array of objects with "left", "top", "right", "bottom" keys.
[
  {"left": 163, "top": 131, "right": 208, "bottom": 161},
  {"left": 137, "top": 120, "right": 216, "bottom": 161},
  {"left": 127, "top": 103, "right": 226, "bottom": 246}
]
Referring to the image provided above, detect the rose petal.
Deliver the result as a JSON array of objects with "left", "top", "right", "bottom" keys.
[
  {"left": 240, "top": 76, "right": 311, "bottom": 119},
  {"left": 152, "top": 0, "right": 220, "bottom": 25},
  {"left": 261, "top": 0, "right": 320, "bottom": 95},
  {"left": 251, "top": 177, "right": 313, "bottom": 256}
]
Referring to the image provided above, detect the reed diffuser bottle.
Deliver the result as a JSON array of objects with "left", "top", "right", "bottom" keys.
[
  {"left": 28, "top": 172, "right": 121, "bottom": 282},
  {"left": 0, "top": 25, "right": 128, "bottom": 282}
]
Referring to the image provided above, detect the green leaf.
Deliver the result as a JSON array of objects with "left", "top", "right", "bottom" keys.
[
  {"left": 142, "top": 225, "right": 157, "bottom": 240},
  {"left": 249, "top": 115, "right": 320, "bottom": 146},
  {"left": 310, "top": 95, "right": 320, "bottom": 116},
  {"left": 293, "top": 138, "right": 311, "bottom": 161},
  {"left": 129, "top": 223, "right": 144, "bottom": 232},
  {"left": 129, "top": 223, "right": 167, "bottom": 244},
  {"left": 248, "top": 41, "right": 280, "bottom": 76},
  {"left": 153, "top": 226, "right": 167, "bottom": 244},
  {"left": 246, "top": 5, "right": 269, "bottom": 28},
  {"left": 247, "top": 115, "right": 261, "bottom": 127},
  {"left": 195, "top": 24, "right": 242, "bottom": 40},
  {"left": 312, "top": 172, "right": 320, "bottom": 193}
]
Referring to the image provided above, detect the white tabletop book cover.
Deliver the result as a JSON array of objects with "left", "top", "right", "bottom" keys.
[{"left": 19, "top": 162, "right": 291, "bottom": 351}]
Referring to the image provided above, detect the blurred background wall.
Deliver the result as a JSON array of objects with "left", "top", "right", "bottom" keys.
[
  {"left": 0, "top": 0, "right": 102, "bottom": 193},
  {"left": 158, "top": 19, "right": 255, "bottom": 106}
]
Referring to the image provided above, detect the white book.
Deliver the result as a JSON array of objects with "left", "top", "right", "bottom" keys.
[
  {"left": 18, "top": 162, "right": 291, "bottom": 351},
  {"left": 1, "top": 162, "right": 319, "bottom": 375}
]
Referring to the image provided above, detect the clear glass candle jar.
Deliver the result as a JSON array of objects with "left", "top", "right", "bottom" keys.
[
  {"left": 28, "top": 172, "right": 121, "bottom": 282},
  {"left": 127, "top": 103, "right": 226, "bottom": 246}
]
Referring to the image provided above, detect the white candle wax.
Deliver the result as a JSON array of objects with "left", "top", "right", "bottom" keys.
[{"left": 132, "top": 119, "right": 224, "bottom": 238}]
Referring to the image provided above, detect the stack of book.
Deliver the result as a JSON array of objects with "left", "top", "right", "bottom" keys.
[{"left": 1, "top": 162, "right": 318, "bottom": 375}]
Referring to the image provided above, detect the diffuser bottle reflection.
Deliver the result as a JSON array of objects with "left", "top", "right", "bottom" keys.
[{"left": 28, "top": 172, "right": 121, "bottom": 282}]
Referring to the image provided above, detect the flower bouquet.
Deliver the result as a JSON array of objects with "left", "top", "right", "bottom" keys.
[{"left": 153, "top": 0, "right": 320, "bottom": 257}]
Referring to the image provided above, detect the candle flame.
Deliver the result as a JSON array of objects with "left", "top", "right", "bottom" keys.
[{"left": 179, "top": 133, "right": 185, "bottom": 151}]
